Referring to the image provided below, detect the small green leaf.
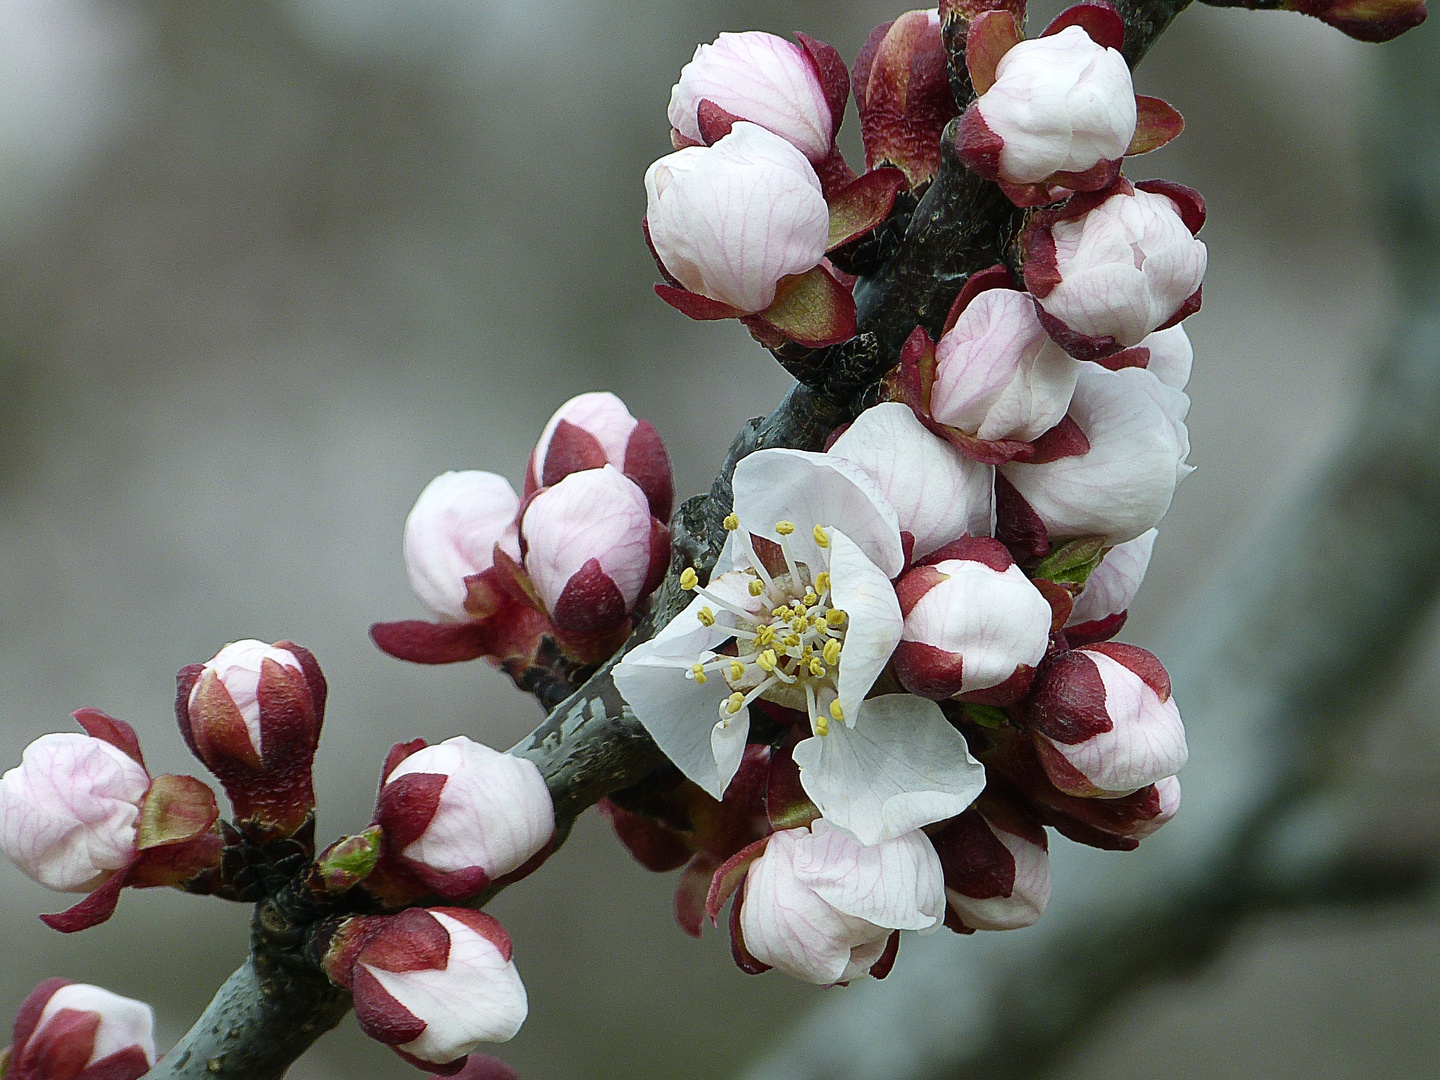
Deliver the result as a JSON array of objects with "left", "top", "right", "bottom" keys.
[
  {"left": 316, "top": 826, "right": 383, "bottom": 893},
  {"left": 1032, "top": 536, "right": 1108, "bottom": 586},
  {"left": 961, "top": 704, "right": 1009, "bottom": 729}
]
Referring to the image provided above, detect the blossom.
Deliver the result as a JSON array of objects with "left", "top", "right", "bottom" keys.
[
  {"left": 615, "top": 416, "right": 987, "bottom": 844},
  {"left": 930, "top": 287, "right": 1081, "bottom": 443},
  {"left": 1026, "top": 642, "right": 1187, "bottom": 796},
  {"left": 375, "top": 737, "right": 554, "bottom": 900},
  {"left": 403, "top": 471, "right": 521, "bottom": 623},
  {"left": 6, "top": 979, "right": 156, "bottom": 1080},
  {"left": 1065, "top": 528, "right": 1157, "bottom": 641},
  {"left": 1023, "top": 179, "right": 1207, "bottom": 359},
  {"left": 891, "top": 537, "right": 1054, "bottom": 703},
  {"left": 525, "top": 392, "right": 674, "bottom": 519},
  {"left": 736, "top": 821, "right": 943, "bottom": 984},
  {"left": 932, "top": 799, "right": 1051, "bottom": 931},
  {"left": 645, "top": 123, "right": 830, "bottom": 313},
  {"left": 668, "top": 32, "right": 835, "bottom": 162},
  {"left": 1000, "top": 364, "right": 1192, "bottom": 547},
  {"left": 519, "top": 465, "right": 668, "bottom": 640},
  {"left": 330, "top": 908, "right": 528, "bottom": 1072}
]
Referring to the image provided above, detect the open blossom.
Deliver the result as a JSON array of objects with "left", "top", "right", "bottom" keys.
[
  {"left": 737, "top": 821, "right": 943, "bottom": 984},
  {"left": 6, "top": 979, "right": 156, "bottom": 1080},
  {"left": 962, "top": 25, "right": 1135, "bottom": 188},
  {"left": 1024, "top": 180, "right": 1207, "bottom": 359},
  {"left": 645, "top": 123, "right": 830, "bottom": 313},
  {"left": 404, "top": 472, "right": 521, "bottom": 623},
  {"left": 892, "top": 537, "right": 1054, "bottom": 704},
  {"left": 525, "top": 392, "right": 674, "bottom": 519},
  {"left": 1065, "top": 528, "right": 1157, "bottom": 641},
  {"left": 1027, "top": 642, "right": 1187, "bottom": 796},
  {"left": 668, "top": 32, "right": 835, "bottom": 162},
  {"left": 931, "top": 287, "right": 1081, "bottom": 443},
  {"left": 615, "top": 411, "right": 988, "bottom": 845},
  {"left": 932, "top": 799, "right": 1051, "bottom": 932},
  {"left": 330, "top": 908, "right": 528, "bottom": 1072},
  {"left": 520, "top": 465, "right": 668, "bottom": 640},
  {"left": 1000, "top": 365, "right": 1192, "bottom": 547},
  {"left": 375, "top": 737, "right": 554, "bottom": 900}
]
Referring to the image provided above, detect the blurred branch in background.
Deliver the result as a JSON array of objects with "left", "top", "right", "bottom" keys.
[{"left": 742, "top": 20, "right": 1440, "bottom": 1080}]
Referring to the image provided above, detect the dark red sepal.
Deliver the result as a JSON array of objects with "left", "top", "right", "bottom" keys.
[
  {"left": 1025, "top": 650, "right": 1112, "bottom": 743},
  {"left": 1135, "top": 179, "right": 1206, "bottom": 234},
  {"left": 965, "top": 10, "right": 1022, "bottom": 95},
  {"left": 994, "top": 473, "right": 1050, "bottom": 561},
  {"left": 727, "top": 878, "right": 772, "bottom": 975},
  {"left": 1026, "top": 415, "right": 1091, "bottom": 464},
  {"left": 1064, "top": 611, "right": 1127, "bottom": 646},
  {"left": 870, "top": 931, "right": 902, "bottom": 980},
  {"left": 40, "top": 868, "right": 130, "bottom": 933},
  {"left": 695, "top": 98, "right": 742, "bottom": 145},
  {"left": 1128, "top": 97, "right": 1184, "bottom": 155},
  {"left": 943, "top": 263, "right": 1019, "bottom": 335},
  {"left": 370, "top": 620, "right": 491, "bottom": 665},
  {"left": 706, "top": 836, "right": 772, "bottom": 927},
  {"left": 653, "top": 284, "right": 746, "bottom": 321},
  {"left": 72, "top": 709, "right": 145, "bottom": 770},
  {"left": 826, "top": 168, "right": 906, "bottom": 250},
  {"left": 1042, "top": 1, "right": 1125, "bottom": 49}
]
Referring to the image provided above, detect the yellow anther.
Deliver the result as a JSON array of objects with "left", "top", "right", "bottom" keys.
[
  {"left": 814, "top": 572, "right": 831, "bottom": 593},
  {"left": 775, "top": 520, "right": 796, "bottom": 536},
  {"left": 723, "top": 513, "right": 739, "bottom": 531},
  {"left": 696, "top": 606, "right": 716, "bottom": 627},
  {"left": 726, "top": 692, "right": 745, "bottom": 715},
  {"left": 804, "top": 591, "right": 819, "bottom": 606},
  {"left": 690, "top": 663, "right": 708, "bottom": 685},
  {"left": 826, "top": 609, "right": 848, "bottom": 628},
  {"left": 754, "top": 625, "right": 775, "bottom": 647},
  {"left": 773, "top": 606, "right": 790, "bottom": 619},
  {"left": 749, "top": 578, "right": 765, "bottom": 597},
  {"left": 756, "top": 649, "right": 778, "bottom": 673},
  {"left": 680, "top": 567, "right": 699, "bottom": 591},
  {"left": 814, "top": 714, "right": 830, "bottom": 736},
  {"left": 822, "top": 638, "right": 842, "bottom": 666},
  {"left": 790, "top": 616, "right": 807, "bottom": 633},
  {"left": 809, "top": 658, "right": 826, "bottom": 677},
  {"left": 784, "top": 634, "right": 802, "bottom": 648},
  {"left": 813, "top": 525, "right": 830, "bottom": 548},
  {"left": 729, "top": 660, "right": 746, "bottom": 682},
  {"left": 829, "top": 699, "right": 845, "bottom": 722}
]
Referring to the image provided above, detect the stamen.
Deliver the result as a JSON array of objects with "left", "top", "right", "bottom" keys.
[
  {"left": 748, "top": 579, "right": 764, "bottom": 597},
  {"left": 814, "top": 714, "right": 830, "bottom": 737},
  {"left": 680, "top": 567, "right": 699, "bottom": 590},
  {"left": 753, "top": 625, "right": 776, "bottom": 648},
  {"left": 756, "top": 649, "right": 779, "bottom": 673},
  {"left": 696, "top": 607, "right": 715, "bottom": 627},
  {"left": 822, "top": 638, "right": 842, "bottom": 666},
  {"left": 775, "top": 521, "right": 796, "bottom": 536},
  {"left": 724, "top": 692, "right": 745, "bottom": 715},
  {"left": 814, "top": 571, "right": 831, "bottom": 595},
  {"left": 690, "top": 663, "right": 708, "bottom": 685},
  {"left": 728, "top": 660, "right": 745, "bottom": 682},
  {"left": 826, "top": 609, "right": 848, "bottom": 628},
  {"left": 774, "top": 523, "right": 803, "bottom": 585},
  {"left": 723, "top": 513, "right": 739, "bottom": 531},
  {"left": 829, "top": 699, "right": 845, "bottom": 723},
  {"left": 809, "top": 658, "right": 825, "bottom": 677},
  {"left": 813, "top": 525, "right": 830, "bottom": 548}
]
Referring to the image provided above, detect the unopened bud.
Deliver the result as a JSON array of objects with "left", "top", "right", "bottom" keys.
[
  {"left": 5, "top": 979, "right": 156, "bottom": 1080},
  {"left": 525, "top": 392, "right": 675, "bottom": 519}
]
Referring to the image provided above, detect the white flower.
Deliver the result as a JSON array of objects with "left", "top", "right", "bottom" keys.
[
  {"left": 403, "top": 471, "right": 521, "bottom": 623},
  {"left": 931, "top": 288, "right": 1081, "bottom": 443},
  {"left": 738, "top": 821, "right": 943, "bottom": 984},
  {"left": 1000, "top": 365, "right": 1192, "bottom": 545},
  {"left": 974, "top": 25, "right": 1136, "bottom": 185},
  {"left": 645, "top": 123, "right": 830, "bottom": 313},
  {"left": 668, "top": 31, "right": 834, "bottom": 161},
  {"left": 0, "top": 732, "right": 149, "bottom": 892}
]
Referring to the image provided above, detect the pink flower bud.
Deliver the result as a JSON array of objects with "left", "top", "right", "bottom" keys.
[
  {"left": 931, "top": 288, "right": 1080, "bottom": 443},
  {"left": 0, "top": 731, "right": 149, "bottom": 893},
  {"left": 1065, "top": 528, "right": 1157, "bottom": 641},
  {"left": 737, "top": 821, "right": 943, "bottom": 985},
  {"left": 999, "top": 365, "right": 1192, "bottom": 546},
  {"left": 375, "top": 736, "right": 554, "bottom": 900},
  {"left": 177, "top": 639, "right": 327, "bottom": 836},
  {"left": 668, "top": 32, "right": 836, "bottom": 162},
  {"left": 892, "top": 538, "right": 1053, "bottom": 704},
  {"left": 932, "top": 798, "right": 1051, "bottom": 932},
  {"left": 1026, "top": 642, "right": 1187, "bottom": 796},
  {"left": 853, "top": 10, "right": 959, "bottom": 187},
  {"left": 961, "top": 26, "right": 1135, "bottom": 188},
  {"left": 1283, "top": 0, "right": 1426, "bottom": 41},
  {"left": 645, "top": 123, "right": 831, "bottom": 314},
  {"left": 6, "top": 979, "right": 156, "bottom": 1080},
  {"left": 520, "top": 465, "right": 668, "bottom": 639},
  {"left": 1024, "top": 180, "right": 1207, "bottom": 359},
  {"left": 404, "top": 472, "right": 521, "bottom": 623},
  {"left": 328, "top": 908, "right": 527, "bottom": 1072},
  {"left": 525, "top": 392, "right": 675, "bottom": 519}
]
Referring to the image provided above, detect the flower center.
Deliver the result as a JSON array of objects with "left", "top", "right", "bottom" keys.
[{"left": 680, "top": 517, "right": 847, "bottom": 738}]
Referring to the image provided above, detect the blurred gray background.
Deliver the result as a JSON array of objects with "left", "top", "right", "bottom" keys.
[{"left": 0, "top": 1, "right": 1434, "bottom": 1077}]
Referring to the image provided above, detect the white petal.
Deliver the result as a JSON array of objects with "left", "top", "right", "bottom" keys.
[
  {"left": 404, "top": 471, "right": 521, "bottom": 622},
  {"left": 792, "top": 695, "right": 986, "bottom": 845},
  {"left": 829, "top": 529, "right": 904, "bottom": 727},
  {"left": 798, "top": 820, "right": 945, "bottom": 930},
  {"left": 1067, "top": 529, "right": 1157, "bottom": 626},
  {"left": 1137, "top": 325, "right": 1193, "bottom": 390},
  {"left": 732, "top": 448, "right": 904, "bottom": 576}
]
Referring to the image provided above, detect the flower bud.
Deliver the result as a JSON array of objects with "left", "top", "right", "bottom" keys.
[
  {"left": 525, "top": 392, "right": 675, "bottom": 519},
  {"left": 520, "top": 465, "right": 668, "bottom": 641},
  {"left": 1000, "top": 365, "right": 1192, "bottom": 547},
  {"left": 1284, "top": 0, "right": 1426, "bottom": 41},
  {"left": 375, "top": 737, "right": 554, "bottom": 900},
  {"left": 1130, "top": 774, "right": 1181, "bottom": 838},
  {"left": 668, "top": 32, "right": 837, "bottom": 163},
  {"left": 932, "top": 797, "right": 1050, "bottom": 931},
  {"left": 404, "top": 472, "right": 521, "bottom": 623},
  {"left": 177, "top": 639, "right": 326, "bottom": 836},
  {"left": 931, "top": 287, "right": 1080, "bottom": 443},
  {"left": 5, "top": 979, "right": 156, "bottom": 1080},
  {"left": 645, "top": 123, "right": 831, "bottom": 314},
  {"left": 892, "top": 538, "right": 1053, "bottom": 704},
  {"left": 326, "top": 907, "right": 527, "bottom": 1073},
  {"left": 853, "top": 10, "right": 959, "bottom": 187},
  {"left": 1023, "top": 179, "right": 1207, "bottom": 360},
  {"left": 1064, "top": 528, "right": 1157, "bottom": 642},
  {"left": 736, "top": 821, "right": 943, "bottom": 985},
  {"left": 958, "top": 25, "right": 1135, "bottom": 190},
  {"left": 1026, "top": 642, "right": 1187, "bottom": 796}
]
